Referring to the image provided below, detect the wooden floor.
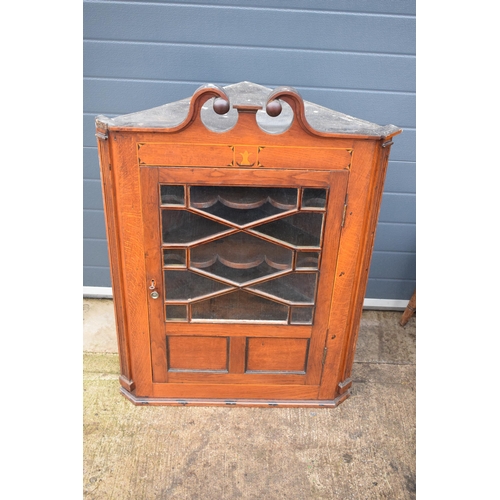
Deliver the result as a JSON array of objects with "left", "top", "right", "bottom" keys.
[{"left": 83, "top": 305, "right": 416, "bottom": 499}]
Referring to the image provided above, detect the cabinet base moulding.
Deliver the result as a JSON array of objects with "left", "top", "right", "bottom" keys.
[
  {"left": 119, "top": 375, "right": 135, "bottom": 392},
  {"left": 337, "top": 377, "right": 352, "bottom": 394},
  {"left": 120, "top": 387, "right": 351, "bottom": 408}
]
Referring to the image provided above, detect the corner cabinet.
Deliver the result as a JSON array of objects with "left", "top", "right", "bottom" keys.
[{"left": 95, "top": 82, "right": 401, "bottom": 407}]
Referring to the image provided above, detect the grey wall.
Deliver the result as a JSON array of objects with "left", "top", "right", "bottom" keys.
[{"left": 83, "top": 0, "right": 415, "bottom": 300}]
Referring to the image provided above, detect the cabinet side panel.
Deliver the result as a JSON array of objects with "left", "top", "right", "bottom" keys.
[
  {"left": 340, "top": 141, "right": 394, "bottom": 384},
  {"left": 109, "top": 132, "right": 154, "bottom": 396},
  {"left": 96, "top": 131, "right": 135, "bottom": 391},
  {"left": 319, "top": 139, "right": 381, "bottom": 399}
]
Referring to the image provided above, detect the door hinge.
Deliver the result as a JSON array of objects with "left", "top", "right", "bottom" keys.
[
  {"left": 95, "top": 131, "right": 108, "bottom": 140},
  {"left": 341, "top": 193, "right": 349, "bottom": 227},
  {"left": 322, "top": 347, "right": 328, "bottom": 365}
]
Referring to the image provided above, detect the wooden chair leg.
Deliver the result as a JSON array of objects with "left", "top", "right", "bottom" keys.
[{"left": 400, "top": 290, "right": 416, "bottom": 326}]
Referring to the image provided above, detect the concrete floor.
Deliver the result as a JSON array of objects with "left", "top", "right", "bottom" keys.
[{"left": 83, "top": 298, "right": 416, "bottom": 499}]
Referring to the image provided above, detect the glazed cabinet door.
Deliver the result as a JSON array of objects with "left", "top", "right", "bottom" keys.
[{"left": 140, "top": 166, "right": 348, "bottom": 401}]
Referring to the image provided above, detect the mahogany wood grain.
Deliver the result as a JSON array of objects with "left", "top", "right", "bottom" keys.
[
  {"left": 167, "top": 336, "right": 228, "bottom": 371},
  {"left": 228, "top": 336, "right": 246, "bottom": 373},
  {"left": 156, "top": 167, "right": 333, "bottom": 187},
  {"left": 166, "top": 372, "right": 306, "bottom": 386},
  {"left": 139, "top": 167, "right": 168, "bottom": 383},
  {"left": 340, "top": 142, "right": 394, "bottom": 387},
  {"left": 108, "top": 133, "right": 154, "bottom": 396},
  {"left": 96, "top": 129, "right": 135, "bottom": 391},
  {"left": 150, "top": 381, "right": 319, "bottom": 400},
  {"left": 164, "top": 323, "right": 311, "bottom": 338},
  {"left": 258, "top": 146, "right": 351, "bottom": 170},
  {"left": 138, "top": 142, "right": 352, "bottom": 170},
  {"left": 138, "top": 142, "right": 234, "bottom": 167},
  {"left": 246, "top": 338, "right": 309, "bottom": 373},
  {"left": 304, "top": 169, "right": 348, "bottom": 386},
  {"left": 318, "top": 139, "right": 381, "bottom": 399},
  {"left": 97, "top": 83, "right": 401, "bottom": 406},
  {"left": 400, "top": 290, "right": 416, "bottom": 326}
]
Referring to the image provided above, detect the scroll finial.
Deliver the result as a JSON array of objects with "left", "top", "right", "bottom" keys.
[
  {"left": 213, "top": 97, "right": 230, "bottom": 115},
  {"left": 265, "top": 99, "right": 282, "bottom": 117},
  {"left": 265, "top": 86, "right": 317, "bottom": 136},
  {"left": 166, "top": 84, "right": 231, "bottom": 132}
]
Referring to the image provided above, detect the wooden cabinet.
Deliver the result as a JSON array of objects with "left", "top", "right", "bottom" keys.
[{"left": 96, "top": 82, "right": 401, "bottom": 407}]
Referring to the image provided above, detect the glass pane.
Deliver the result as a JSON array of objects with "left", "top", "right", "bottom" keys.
[
  {"left": 190, "top": 186, "right": 297, "bottom": 226},
  {"left": 248, "top": 273, "right": 317, "bottom": 305},
  {"left": 296, "top": 251, "right": 320, "bottom": 270},
  {"left": 251, "top": 212, "right": 324, "bottom": 248},
  {"left": 160, "top": 185, "right": 185, "bottom": 205},
  {"left": 290, "top": 307, "right": 315, "bottom": 325},
  {"left": 164, "top": 270, "right": 233, "bottom": 301},
  {"left": 192, "top": 259, "right": 288, "bottom": 286},
  {"left": 159, "top": 184, "right": 329, "bottom": 324},
  {"left": 191, "top": 290, "right": 288, "bottom": 322},
  {"left": 302, "top": 188, "right": 327, "bottom": 209},
  {"left": 163, "top": 249, "right": 186, "bottom": 267},
  {"left": 162, "top": 210, "right": 232, "bottom": 245},
  {"left": 166, "top": 304, "right": 188, "bottom": 322},
  {"left": 190, "top": 232, "right": 292, "bottom": 284}
]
